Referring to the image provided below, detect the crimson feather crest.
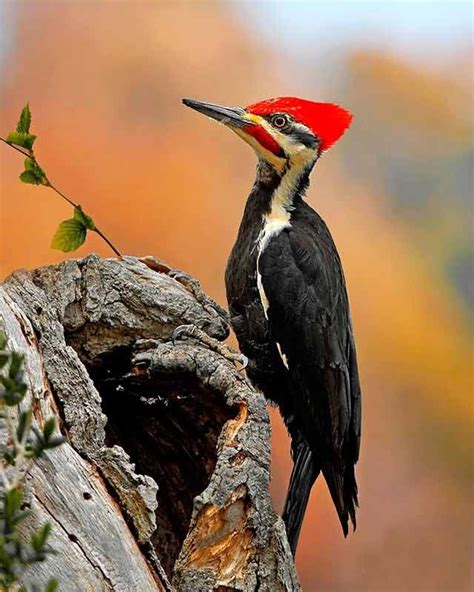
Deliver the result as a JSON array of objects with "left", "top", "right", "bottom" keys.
[{"left": 246, "top": 97, "right": 353, "bottom": 152}]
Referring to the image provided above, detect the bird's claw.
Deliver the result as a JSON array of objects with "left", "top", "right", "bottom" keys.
[
  {"left": 221, "top": 350, "right": 249, "bottom": 371},
  {"left": 172, "top": 324, "right": 196, "bottom": 345},
  {"left": 236, "top": 353, "right": 249, "bottom": 372}
]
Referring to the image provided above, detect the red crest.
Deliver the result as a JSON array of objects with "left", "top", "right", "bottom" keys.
[{"left": 246, "top": 97, "right": 353, "bottom": 153}]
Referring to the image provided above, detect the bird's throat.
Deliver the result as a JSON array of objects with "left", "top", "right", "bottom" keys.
[
  {"left": 257, "top": 157, "right": 313, "bottom": 224},
  {"left": 254, "top": 159, "right": 313, "bottom": 323},
  {"left": 237, "top": 159, "right": 313, "bottom": 245}
]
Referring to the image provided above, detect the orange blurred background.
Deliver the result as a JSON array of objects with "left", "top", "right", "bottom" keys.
[{"left": 0, "top": 2, "right": 472, "bottom": 590}]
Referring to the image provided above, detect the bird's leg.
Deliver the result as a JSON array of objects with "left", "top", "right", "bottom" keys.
[{"left": 172, "top": 324, "right": 248, "bottom": 371}]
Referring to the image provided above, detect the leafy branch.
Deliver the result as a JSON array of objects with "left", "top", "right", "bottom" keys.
[
  {"left": 0, "top": 331, "right": 64, "bottom": 592},
  {"left": 1, "top": 104, "right": 121, "bottom": 257}
]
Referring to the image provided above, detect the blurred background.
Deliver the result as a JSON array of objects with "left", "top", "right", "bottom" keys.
[{"left": 0, "top": 1, "right": 472, "bottom": 590}]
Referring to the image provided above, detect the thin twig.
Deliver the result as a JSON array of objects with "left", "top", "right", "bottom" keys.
[
  {"left": 0, "top": 137, "right": 31, "bottom": 159},
  {"left": 1, "top": 137, "right": 122, "bottom": 257},
  {"left": 92, "top": 226, "right": 122, "bottom": 257},
  {"left": 46, "top": 181, "right": 78, "bottom": 208}
]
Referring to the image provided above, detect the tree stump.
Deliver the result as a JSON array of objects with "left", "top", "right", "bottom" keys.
[{"left": 0, "top": 255, "right": 300, "bottom": 591}]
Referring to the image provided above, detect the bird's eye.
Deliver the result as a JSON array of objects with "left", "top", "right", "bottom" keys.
[{"left": 271, "top": 114, "right": 289, "bottom": 129}]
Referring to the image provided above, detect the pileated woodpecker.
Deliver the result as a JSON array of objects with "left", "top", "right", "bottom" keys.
[{"left": 183, "top": 96, "right": 361, "bottom": 555}]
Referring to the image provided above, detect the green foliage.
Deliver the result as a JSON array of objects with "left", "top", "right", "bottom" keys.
[
  {"left": 19, "top": 159, "right": 47, "bottom": 186},
  {"left": 5, "top": 105, "right": 46, "bottom": 183},
  {"left": 73, "top": 207, "right": 96, "bottom": 231},
  {"left": 0, "top": 351, "right": 27, "bottom": 408},
  {"left": 5, "top": 132, "right": 36, "bottom": 152},
  {"left": 2, "top": 103, "right": 121, "bottom": 257},
  {"left": 0, "top": 331, "right": 64, "bottom": 590},
  {"left": 50, "top": 219, "right": 86, "bottom": 252},
  {"left": 51, "top": 207, "right": 96, "bottom": 253},
  {"left": 44, "top": 580, "right": 59, "bottom": 592},
  {"left": 0, "top": 346, "right": 65, "bottom": 464},
  {"left": 18, "top": 579, "right": 59, "bottom": 592},
  {"left": 17, "top": 105, "right": 31, "bottom": 134},
  {"left": 28, "top": 422, "right": 65, "bottom": 460},
  {"left": 3, "top": 488, "right": 29, "bottom": 533},
  {"left": 5, "top": 104, "right": 36, "bottom": 151}
]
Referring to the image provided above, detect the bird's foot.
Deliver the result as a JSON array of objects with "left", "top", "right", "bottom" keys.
[{"left": 172, "top": 324, "right": 248, "bottom": 371}]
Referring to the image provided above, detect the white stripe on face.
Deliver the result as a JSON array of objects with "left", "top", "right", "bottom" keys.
[{"left": 232, "top": 113, "right": 318, "bottom": 172}]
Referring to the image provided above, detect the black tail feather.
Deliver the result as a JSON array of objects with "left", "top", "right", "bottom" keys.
[
  {"left": 282, "top": 442, "right": 319, "bottom": 556},
  {"left": 322, "top": 462, "right": 358, "bottom": 537}
]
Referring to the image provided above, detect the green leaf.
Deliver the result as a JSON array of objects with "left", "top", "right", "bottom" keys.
[
  {"left": 45, "top": 436, "right": 65, "bottom": 449},
  {"left": 10, "top": 508, "right": 31, "bottom": 528},
  {"left": 19, "top": 158, "right": 47, "bottom": 186},
  {"left": 74, "top": 207, "right": 96, "bottom": 231},
  {"left": 17, "top": 103, "right": 31, "bottom": 133},
  {"left": 6, "top": 131, "right": 36, "bottom": 151},
  {"left": 1, "top": 375, "right": 27, "bottom": 406},
  {"left": 24, "top": 157, "right": 46, "bottom": 175},
  {"left": 3, "top": 450, "right": 14, "bottom": 465},
  {"left": 16, "top": 410, "right": 32, "bottom": 443},
  {"left": 0, "top": 375, "right": 16, "bottom": 392},
  {"left": 42, "top": 418, "right": 56, "bottom": 442},
  {"left": 0, "top": 353, "right": 9, "bottom": 369},
  {"left": 50, "top": 218, "right": 87, "bottom": 252},
  {"left": 4, "top": 488, "right": 23, "bottom": 527},
  {"left": 44, "top": 579, "right": 59, "bottom": 592},
  {"left": 4, "top": 391, "right": 26, "bottom": 406},
  {"left": 9, "top": 352, "right": 23, "bottom": 378},
  {"left": 19, "top": 170, "right": 41, "bottom": 185},
  {"left": 31, "top": 523, "right": 51, "bottom": 552},
  {"left": 1, "top": 372, "right": 26, "bottom": 394}
]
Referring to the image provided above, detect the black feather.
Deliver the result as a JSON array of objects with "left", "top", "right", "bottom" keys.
[
  {"left": 225, "top": 161, "right": 361, "bottom": 552},
  {"left": 282, "top": 440, "right": 319, "bottom": 555}
]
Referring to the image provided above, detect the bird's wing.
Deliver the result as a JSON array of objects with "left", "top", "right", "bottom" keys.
[{"left": 258, "top": 216, "right": 361, "bottom": 464}]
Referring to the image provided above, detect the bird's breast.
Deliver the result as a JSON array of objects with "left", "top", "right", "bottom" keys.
[{"left": 225, "top": 218, "right": 289, "bottom": 402}]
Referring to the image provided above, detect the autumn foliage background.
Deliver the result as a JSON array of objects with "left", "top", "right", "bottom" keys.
[{"left": 0, "top": 2, "right": 472, "bottom": 591}]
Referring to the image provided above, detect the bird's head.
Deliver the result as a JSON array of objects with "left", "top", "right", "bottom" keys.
[{"left": 182, "top": 96, "right": 353, "bottom": 174}]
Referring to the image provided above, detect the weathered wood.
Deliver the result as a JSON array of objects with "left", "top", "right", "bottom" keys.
[
  {"left": 0, "top": 289, "right": 163, "bottom": 592},
  {"left": 0, "top": 256, "right": 300, "bottom": 591},
  {"left": 136, "top": 342, "right": 300, "bottom": 591}
]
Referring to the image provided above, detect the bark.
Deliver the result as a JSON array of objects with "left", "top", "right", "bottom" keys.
[{"left": 0, "top": 255, "right": 300, "bottom": 592}]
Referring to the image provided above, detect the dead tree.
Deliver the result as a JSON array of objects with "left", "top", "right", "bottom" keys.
[{"left": 0, "top": 255, "right": 300, "bottom": 591}]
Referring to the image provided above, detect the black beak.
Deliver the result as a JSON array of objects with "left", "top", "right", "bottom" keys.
[{"left": 182, "top": 98, "right": 255, "bottom": 128}]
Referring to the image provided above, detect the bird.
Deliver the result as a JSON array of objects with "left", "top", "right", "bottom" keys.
[{"left": 182, "top": 96, "right": 361, "bottom": 555}]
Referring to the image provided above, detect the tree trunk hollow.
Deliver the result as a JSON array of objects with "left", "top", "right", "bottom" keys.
[{"left": 0, "top": 255, "right": 300, "bottom": 592}]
